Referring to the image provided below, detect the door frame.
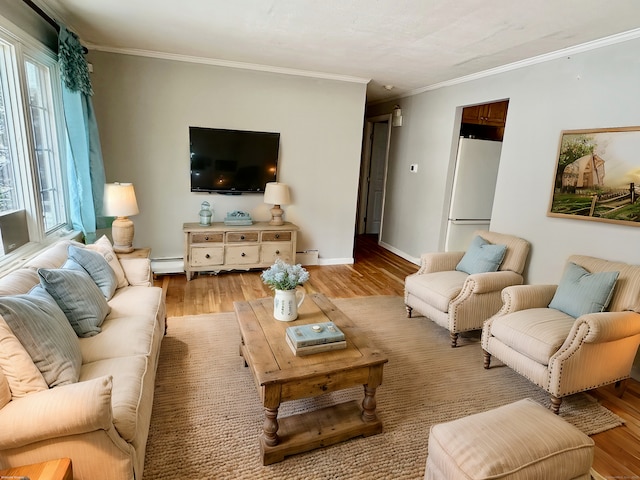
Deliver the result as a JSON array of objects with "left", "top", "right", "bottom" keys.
[{"left": 357, "top": 113, "right": 392, "bottom": 237}]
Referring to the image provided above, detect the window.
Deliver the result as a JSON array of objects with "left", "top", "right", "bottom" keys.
[
  {"left": 25, "top": 58, "right": 65, "bottom": 232},
  {"left": 0, "top": 25, "right": 69, "bottom": 260}
]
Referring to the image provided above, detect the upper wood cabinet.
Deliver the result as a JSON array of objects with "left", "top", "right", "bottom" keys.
[{"left": 462, "top": 100, "right": 509, "bottom": 127}]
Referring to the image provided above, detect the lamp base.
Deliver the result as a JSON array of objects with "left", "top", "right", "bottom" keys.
[
  {"left": 269, "top": 205, "right": 284, "bottom": 226},
  {"left": 112, "top": 216, "right": 135, "bottom": 253}
]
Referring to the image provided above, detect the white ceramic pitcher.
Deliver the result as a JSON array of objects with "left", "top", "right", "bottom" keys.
[{"left": 273, "top": 288, "right": 305, "bottom": 321}]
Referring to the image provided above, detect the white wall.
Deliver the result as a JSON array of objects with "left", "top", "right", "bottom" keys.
[
  {"left": 88, "top": 51, "right": 367, "bottom": 264},
  {"left": 369, "top": 36, "right": 640, "bottom": 284}
]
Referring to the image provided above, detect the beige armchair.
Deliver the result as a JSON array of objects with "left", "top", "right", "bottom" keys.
[
  {"left": 404, "top": 230, "right": 530, "bottom": 347},
  {"left": 482, "top": 255, "right": 640, "bottom": 414}
]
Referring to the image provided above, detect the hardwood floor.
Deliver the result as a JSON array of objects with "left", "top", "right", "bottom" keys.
[{"left": 154, "top": 234, "right": 640, "bottom": 476}]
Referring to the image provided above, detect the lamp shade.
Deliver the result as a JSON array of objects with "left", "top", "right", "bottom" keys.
[
  {"left": 103, "top": 183, "right": 139, "bottom": 217},
  {"left": 263, "top": 182, "right": 290, "bottom": 206}
]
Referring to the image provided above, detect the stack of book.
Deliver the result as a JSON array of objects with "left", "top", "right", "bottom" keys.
[{"left": 285, "top": 322, "right": 346, "bottom": 356}]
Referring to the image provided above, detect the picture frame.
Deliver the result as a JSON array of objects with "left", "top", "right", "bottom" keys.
[{"left": 548, "top": 126, "right": 640, "bottom": 227}]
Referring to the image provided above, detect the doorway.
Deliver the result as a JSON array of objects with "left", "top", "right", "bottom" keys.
[
  {"left": 444, "top": 100, "right": 509, "bottom": 251},
  {"left": 357, "top": 114, "right": 392, "bottom": 238}
]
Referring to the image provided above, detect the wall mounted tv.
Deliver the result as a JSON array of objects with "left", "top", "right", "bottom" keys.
[{"left": 189, "top": 126, "right": 280, "bottom": 194}]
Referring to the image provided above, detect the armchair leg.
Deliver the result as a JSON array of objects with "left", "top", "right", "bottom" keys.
[
  {"left": 450, "top": 332, "right": 458, "bottom": 348},
  {"left": 614, "top": 378, "right": 629, "bottom": 398},
  {"left": 550, "top": 395, "right": 562, "bottom": 415},
  {"left": 482, "top": 350, "right": 491, "bottom": 369},
  {"left": 406, "top": 305, "right": 413, "bottom": 318}
]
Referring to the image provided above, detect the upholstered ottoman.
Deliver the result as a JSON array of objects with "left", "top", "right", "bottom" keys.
[{"left": 425, "top": 398, "right": 594, "bottom": 480}]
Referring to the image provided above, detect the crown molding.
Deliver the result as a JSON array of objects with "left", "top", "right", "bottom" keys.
[
  {"left": 87, "top": 44, "right": 371, "bottom": 85},
  {"left": 400, "top": 27, "right": 640, "bottom": 99}
]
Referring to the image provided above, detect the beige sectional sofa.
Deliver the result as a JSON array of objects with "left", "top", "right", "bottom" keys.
[{"left": 0, "top": 238, "right": 166, "bottom": 480}]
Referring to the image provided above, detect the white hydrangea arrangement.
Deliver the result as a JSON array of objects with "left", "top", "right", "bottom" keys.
[{"left": 261, "top": 258, "right": 310, "bottom": 291}]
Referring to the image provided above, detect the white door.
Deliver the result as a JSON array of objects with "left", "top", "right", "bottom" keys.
[{"left": 365, "top": 121, "right": 389, "bottom": 234}]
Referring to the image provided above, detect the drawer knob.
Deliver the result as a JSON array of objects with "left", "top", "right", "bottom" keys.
[
  {"left": 205, "top": 254, "right": 210, "bottom": 259},
  {"left": 275, "top": 250, "right": 280, "bottom": 255},
  {"left": 241, "top": 252, "right": 246, "bottom": 257},
  {"left": 275, "top": 234, "right": 280, "bottom": 239},
  {"left": 240, "top": 235, "right": 245, "bottom": 240},
  {"left": 205, "top": 236, "right": 209, "bottom": 241}
]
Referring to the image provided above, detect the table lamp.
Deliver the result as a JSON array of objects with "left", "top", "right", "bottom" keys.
[
  {"left": 103, "top": 182, "right": 139, "bottom": 253},
  {"left": 263, "top": 182, "right": 290, "bottom": 226}
]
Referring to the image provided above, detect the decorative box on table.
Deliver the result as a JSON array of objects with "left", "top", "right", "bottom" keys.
[{"left": 224, "top": 210, "right": 253, "bottom": 225}]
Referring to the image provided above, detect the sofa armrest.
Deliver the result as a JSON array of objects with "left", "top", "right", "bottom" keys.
[
  {"left": 497, "top": 284, "right": 558, "bottom": 315},
  {"left": 119, "top": 258, "right": 152, "bottom": 286},
  {"left": 464, "top": 271, "right": 524, "bottom": 295},
  {"left": 418, "top": 252, "right": 465, "bottom": 274},
  {"left": 576, "top": 311, "right": 640, "bottom": 344},
  {"left": 547, "top": 311, "right": 640, "bottom": 396},
  {"left": 0, "top": 376, "right": 113, "bottom": 449}
]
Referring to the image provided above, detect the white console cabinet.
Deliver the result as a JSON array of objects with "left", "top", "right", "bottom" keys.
[{"left": 183, "top": 222, "right": 298, "bottom": 280}]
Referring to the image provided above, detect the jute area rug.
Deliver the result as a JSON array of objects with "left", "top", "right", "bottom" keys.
[{"left": 143, "top": 296, "right": 623, "bottom": 479}]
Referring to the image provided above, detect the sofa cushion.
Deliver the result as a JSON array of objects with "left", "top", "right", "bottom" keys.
[
  {"left": 80, "top": 315, "right": 157, "bottom": 363},
  {"left": 489, "top": 308, "right": 576, "bottom": 365},
  {"left": 23, "top": 240, "right": 77, "bottom": 270},
  {"left": 456, "top": 235, "right": 507, "bottom": 275},
  {"left": 549, "top": 262, "right": 619, "bottom": 318},
  {"left": 86, "top": 235, "right": 129, "bottom": 288},
  {"left": 0, "top": 269, "right": 40, "bottom": 296},
  {"left": 67, "top": 245, "right": 118, "bottom": 300},
  {"left": 405, "top": 270, "right": 468, "bottom": 312},
  {"left": 79, "top": 355, "right": 149, "bottom": 442},
  {"left": 38, "top": 267, "right": 111, "bottom": 338},
  {"left": 81, "top": 286, "right": 164, "bottom": 363},
  {"left": 0, "top": 286, "right": 82, "bottom": 387},
  {"left": 0, "top": 315, "right": 48, "bottom": 398}
]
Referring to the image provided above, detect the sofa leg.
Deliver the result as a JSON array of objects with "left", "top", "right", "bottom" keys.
[
  {"left": 406, "top": 305, "right": 413, "bottom": 318},
  {"left": 482, "top": 350, "right": 491, "bottom": 369},
  {"left": 450, "top": 332, "right": 458, "bottom": 348},
  {"left": 614, "top": 378, "right": 629, "bottom": 398},
  {"left": 550, "top": 395, "right": 562, "bottom": 414}
]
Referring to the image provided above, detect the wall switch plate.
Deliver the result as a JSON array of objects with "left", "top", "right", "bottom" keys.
[{"left": 410, "top": 164, "right": 418, "bottom": 172}]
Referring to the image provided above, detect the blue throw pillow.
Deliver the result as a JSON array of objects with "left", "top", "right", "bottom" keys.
[
  {"left": 67, "top": 244, "right": 117, "bottom": 300},
  {"left": 548, "top": 262, "right": 619, "bottom": 318},
  {"left": 38, "top": 267, "right": 111, "bottom": 338},
  {"left": 0, "top": 286, "right": 82, "bottom": 387},
  {"left": 456, "top": 235, "right": 507, "bottom": 275}
]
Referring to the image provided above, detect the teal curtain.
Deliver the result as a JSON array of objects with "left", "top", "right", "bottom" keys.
[{"left": 58, "top": 26, "right": 106, "bottom": 243}]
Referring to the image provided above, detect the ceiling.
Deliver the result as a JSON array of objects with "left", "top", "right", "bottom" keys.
[{"left": 36, "top": 0, "right": 640, "bottom": 103}]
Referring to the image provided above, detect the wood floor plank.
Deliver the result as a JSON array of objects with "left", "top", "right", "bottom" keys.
[{"left": 154, "top": 234, "right": 639, "bottom": 476}]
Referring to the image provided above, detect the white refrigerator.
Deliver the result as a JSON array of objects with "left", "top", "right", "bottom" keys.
[{"left": 445, "top": 138, "right": 502, "bottom": 251}]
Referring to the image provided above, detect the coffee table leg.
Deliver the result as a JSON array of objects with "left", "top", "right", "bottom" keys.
[
  {"left": 362, "top": 385, "right": 378, "bottom": 422},
  {"left": 262, "top": 407, "right": 279, "bottom": 446}
]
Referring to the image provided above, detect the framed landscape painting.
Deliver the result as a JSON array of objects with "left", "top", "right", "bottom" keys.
[{"left": 548, "top": 126, "right": 640, "bottom": 227}]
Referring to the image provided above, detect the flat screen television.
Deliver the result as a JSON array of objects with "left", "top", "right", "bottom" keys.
[{"left": 189, "top": 126, "right": 280, "bottom": 194}]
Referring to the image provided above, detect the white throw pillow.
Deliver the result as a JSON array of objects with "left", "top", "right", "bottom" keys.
[
  {"left": 86, "top": 235, "right": 129, "bottom": 288},
  {"left": 0, "top": 315, "right": 48, "bottom": 398}
]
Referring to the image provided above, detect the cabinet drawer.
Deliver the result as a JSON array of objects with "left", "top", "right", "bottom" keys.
[
  {"left": 225, "top": 245, "right": 260, "bottom": 264},
  {"left": 261, "top": 243, "right": 293, "bottom": 264},
  {"left": 226, "top": 232, "right": 259, "bottom": 243},
  {"left": 262, "top": 231, "right": 292, "bottom": 242},
  {"left": 191, "top": 246, "right": 224, "bottom": 266},
  {"left": 191, "top": 232, "right": 224, "bottom": 243}
]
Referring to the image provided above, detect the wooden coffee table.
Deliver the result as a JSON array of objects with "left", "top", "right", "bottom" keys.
[
  {"left": 234, "top": 293, "right": 388, "bottom": 465},
  {"left": 0, "top": 458, "right": 72, "bottom": 480}
]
